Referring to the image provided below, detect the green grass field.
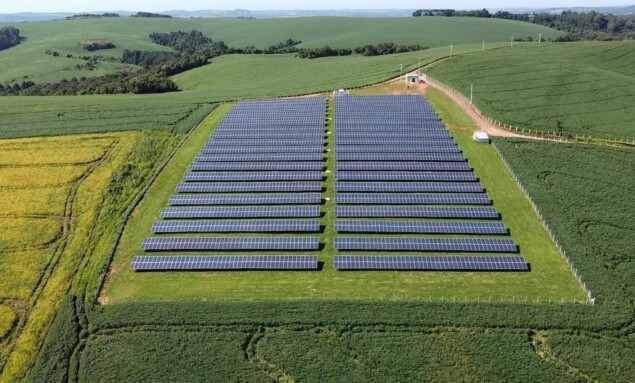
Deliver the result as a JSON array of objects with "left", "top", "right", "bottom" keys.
[
  {"left": 428, "top": 41, "right": 635, "bottom": 140},
  {"left": 102, "top": 90, "right": 583, "bottom": 304},
  {"left": 0, "top": 17, "right": 560, "bottom": 84}
]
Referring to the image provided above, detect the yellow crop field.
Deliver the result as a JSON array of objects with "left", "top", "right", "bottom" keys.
[{"left": 0, "top": 130, "right": 182, "bottom": 382}]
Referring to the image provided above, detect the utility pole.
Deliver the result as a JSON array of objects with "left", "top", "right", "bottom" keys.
[
  {"left": 539, "top": 33, "right": 542, "bottom": 43},
  {"left": 511, "top": 37, "right": 514, "bottom": 48},
  {"left": 470, "top": 84, "right": 473, "bottom": 104},
  {"left": 418, "top": 57, "right": 421, "bottom": 74},
  {"left": 400, "top": 64, "right": 404, "bottom": 80},
  {"left": 482, "top": 40, "right": 485, "bottom": 53},
  {"left": 450, "top": 44, "right": 453, "bottom": 58}
]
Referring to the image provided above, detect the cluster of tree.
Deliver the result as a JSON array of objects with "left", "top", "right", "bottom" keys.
[
  {"left": 413, "top": 9, "right": 635, "bottom": 40},
  {"left": 121, "top": 49, "right": 209, "bottom": 77},
  {"left": 228, "top": 39, "right": 302, "bottom": 54},
  {"left": 45, "top": 50, "right": 60, "bottom": 57},
  {"left": 296, "top": 45, "right": 353, "bottom": 59},
  {"left": 82, "top": 40, "right": 116, "bottom": 51},
  {"left": 66, "top": 13, "right": 120, "bottom": 19},
  {"left": 354, "top": 43, "right": 427, "bottom": 56},
  {"left": 0, "top": 71, "right": 178, "bottom": 96},
  {"left": 0, "top": 27, "right": 22, "bottom": 51},
  {"left": 133, "top": 12, "right": 172, "bottom": 18},
  {"left": 149, "top": 30, "right": 229, "bottom": 56}
]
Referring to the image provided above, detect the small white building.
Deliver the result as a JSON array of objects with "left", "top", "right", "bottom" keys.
[
  {"left": 405, "top": 73, "right": 420, "bottom": 84},
  {"left": 473, "top": 131, "right": 490, "bottom": 143}
]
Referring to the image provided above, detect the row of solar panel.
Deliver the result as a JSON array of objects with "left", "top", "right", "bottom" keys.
[
  {"left": 335, "top": 145, "right": 458, "bottom": 153},
  {"left": 335, "top": 162, "right": 471, "bottom": 171},
  {"left": 336, "top": 206, "right": 499, "bottom": 218},
  {"left": 196, "top": 153, "right": 323, "bottom": 162},
  {"left": 169, "top": 193, "right": 322, "bottom": 205},
  {"left": 152, "top": 219, "right": 320, "bottom": 233},
  {"left": 140, "top": 237, "right": 516, "bottom": 252},
  {"left": 130, "top": 255, "right": 527, "bottom": 271},
  {"left": 201, "top": 146, "right": 325, "bottom": 154},
  {"left": 184, "top": 171, "right": 323, "bottom": 182},
  {"left": 162, "top": 206, "right": 321, "bottom": 219},
  {"left": 335, "top": 171, "right": 477, "bottom": 182},
  {"left": 335, "top": 220, "right": 508, "bottom": 234},
  {"left": 191, "top": 162, "right": 324, "bottom": 171},
  {"left": 335, "top": 153, "right": 465, "bottom": 161},
  {"left": 206, "top": 139, "right": 325, "bottom": 146},
  {"left": 336, "top": 182, "right": 483, "bottom": 193},
  {"left": 177, "top": 182, "right": 322, "bottom": 193}
]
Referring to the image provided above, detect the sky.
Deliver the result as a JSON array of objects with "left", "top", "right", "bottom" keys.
[{"left": 1, "top": 1, "right": 634, "bottom": 13}]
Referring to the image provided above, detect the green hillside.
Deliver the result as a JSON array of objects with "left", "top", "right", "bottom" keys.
[
  {"left": 0, "top": 17, "right": 561, "bottom": 84},
  {"left": 428, "top": 41, "right": 635, "bottom": 140}
]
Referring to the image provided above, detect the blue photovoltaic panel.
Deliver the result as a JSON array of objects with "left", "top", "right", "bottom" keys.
[
  {"left": 184, "top": 171, "right": 323, "bottom": 182},
  {"left": 336, "top": 153, "right": 465, "bottom": 162},
  {"left": 191, "top": 162, "right": 324, "bottom": 171},
  {"left": 335, "top": 220, "right": 508, "bottom": 234},
  {"left": 336, "top": 161, "right": 471, "bottom": 172},
  {"left": 161, "top": 206, "right": 321, "bottom": 219},
  {"left": 201, "top": 146, "right": 324, "bottom": 154},
  {"left": 196, "top": 153, "right": 323, "bottom": 162},
  {"left": 177, "top": 182, "right": 322, "bottom": 193},
  {"left": 336, "top": 138, "right": 451, "bottom": 146},
  {"left": 335, "top": 133, "right": 449, "bottom": 139},
  {"left": 335, "top": 171, "right": 477, "bottom": 182},
  {"left": 333, "top": 237, "right": 518, "bottom": 252},
  {"left": 169, "top": 193, "right": 322, "bottom": 206},
  {"left": 212, "top": 133, "right": 324, "bottom": 139},
  {"left": 333, "top": 255, "right": 528, "bottom": 271},
  {"left": 335, "top": 181, "right": 483, "bottom": 193},
  {"left": 335, "top": 145, "right": 459, "bottom": 153},
  {"left": 152, "top": 219, "right": 320, "bottom": 233},
  {"left": 130, "top": 255, "right": 319, "bottom": 271},
  {"left": 207, "top": 139, "right": 324, "bottom": 146},
  {"left": 335, "top": 193, "right": 491, "bottom": 205},
  {"left": 142, "top": 237, "right": 320, "bottom": 251},
  {"left": 335, "top": 206, "right": 500, "bottom": 219}
]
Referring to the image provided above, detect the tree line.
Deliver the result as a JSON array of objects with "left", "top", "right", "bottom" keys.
[
  {"left": 412, "top": 9, "right": 635, "bottom": 40},
  {"left": 0, "top": 27, "right": 23, "bottom": 51},
  {"left": 66, "top": 13, "right": 120, "bottom": 19},
  {"left": 297, "top": 43, "right": 427, "bottom": 59}
]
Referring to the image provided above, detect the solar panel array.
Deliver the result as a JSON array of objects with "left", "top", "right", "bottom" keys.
[
  {"left": 133, "top": 97, "right": 327, "bottom": 271},
  {"left": 334, "top": 95, "right": 523, "bottom": 271}
]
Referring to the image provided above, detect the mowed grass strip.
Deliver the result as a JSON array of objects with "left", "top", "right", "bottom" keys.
[
  {"left": 428, "top": 41, "right": 635, "bottom": 140},
  {"left": 103, "top": 92, "right": 583, "bottom": 303}
]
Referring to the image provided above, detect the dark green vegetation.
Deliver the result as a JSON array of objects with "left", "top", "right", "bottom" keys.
[
  {"left": 0, "top": 27, "right": 21, "bottom": 51},
  {"left": 82, "top": 39, "right": 115, "bottom": 52},
  {"left": 413, "top": 9, "right": 635, "bottom": 40},
  {"left": 428, "top": 41, "right": 635, "bottom": 140},
  {"left": 0, "top": 96, "right": 215, "bottom": 138},
  {"left": 32, "top": 104, "right": 635, "bottom": 382},
  {"left": 0, "top": 17, "right": 560, "bottom": 84},
  {"left": 133, "top": 12, "right": 172, "bottom": 19},
  {"left": 66, "top": 13, "right": 120, "bottom": 20}
]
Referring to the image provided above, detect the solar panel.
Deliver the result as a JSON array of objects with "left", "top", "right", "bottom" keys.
[
  {"left": 152, "top": 219, "right": 320, "bottom": 233},
  {"left": 333, "top": 255, "right": 528, "bottom": 271},
  {"left": 335, "top": 220, "right": 508, "bottom": 234},
  {"left": 177, "top": 182, "right": 322, "bottom": 193},
  {"left": 196, "top": 153, "right": 323, "bottom": 162},
  {"left": 191, "top": 162, "right": 324, "bottom": 171},
  {"left": 335, "top": 206, "right": 500, "bottom": 219},
  {"left": 201, "top": 146, "right": 324, "bottom": 154},
  {"left": 162, "top": 206, "right": 321, "bottom": 219},
  {"left": 142, "top": 237, "right": 320, "bottom": 251},
  {"left": 131, "top": 255, "right": 319, "bottom": 271},
  {"left": 207, "top": 139, "right": 324, "bottom": 146},
  {"left": 335, "top": 161, "right": 472, "bottom": 172},
  {"left": 211, "top": 133, "right": 324, "bottom": 139},
  {"left": 335, "top": 171, "right": 477, "bottom": 182},
  {"left": 336, "top": 182, "right": 483, "bottom": 193},
  {"left": 184, "top": 171, "right": 323, "bottom": 182},
  {"left": 335, "top": 132, "right": 449, "bottom": 139},
  {"left": 335, "top": 193, "right": 491, "bottom": 205},
  {"left": 169, "top": 193, "right": 322, "bottom": 205},
  {"left": 333, "top": 238, "right": 518, "bottom": 252},
  {"left": 336, "top": 153, "right": 465, "bottom": 162},
  {"left": 335, "top": 145, "right": 459, "bottom": 153},
  {"left": 336, "top": 138, "right": 451, "bottom": 146}
]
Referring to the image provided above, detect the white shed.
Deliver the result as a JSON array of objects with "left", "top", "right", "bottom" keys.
[{"left": 473, "top": 131, "right": 490, "bottom": 143}]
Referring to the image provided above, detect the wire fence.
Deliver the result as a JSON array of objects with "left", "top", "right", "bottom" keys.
[
  {"left": 489, "top": 141, "right": 595, "bottom": 305},
  {"left": 423, "top": 74, "right": 635, "bottom": 148}
]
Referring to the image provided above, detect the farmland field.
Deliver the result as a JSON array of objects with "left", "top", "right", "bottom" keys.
[
  {"left": 0, "top": 131, "right": 181, "bottom": 381},
  {"left": 102, "top": 90, "right": 583, "bottom": 303},
  {"left": 0, "top": 17, "right": 561, "bottom": 84},
  {"left": 428, "top": 41, "right": 635, "bottom": 140}
]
